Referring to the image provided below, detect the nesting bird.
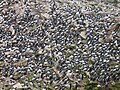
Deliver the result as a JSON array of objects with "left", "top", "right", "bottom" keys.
[{"left": 0, "top": 0, "right": 120, "bottom": 89}]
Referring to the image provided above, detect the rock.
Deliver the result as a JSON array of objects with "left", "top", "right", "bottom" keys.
[
  {"left": 9, "top": 25, "right": 15, "bottom": 35},
  {"left": 41, "top": 13, "right": 49, "bottom": 19},
  {"left": 13, "top": 83, "right": 23, "bottom": 89},
  {"left": 13, "top": 3, "right": 20, "bottom": 15},
  {"left": 107, "top": 0, "right": 117, "bottom": 3},
  {"left": 118, "top": 0, "right": 120, "bottom": 2},
  {"left": 80, "top": 31, "right": 87, "bottom": 39},
  {"left": 0, "top": 16, "right": 4, "bottom": 23},
  {"left": 97, "top": 84, "right": 101, "bottom": 87},
  {"left": 38, "top": 49, "right": 43, "bottom": 54},
  {"left": 117, "top": 32, "right": 120, "bottom": 37},
  {"left": 98, "top": 38, "right": 104, "bottom": 43}
]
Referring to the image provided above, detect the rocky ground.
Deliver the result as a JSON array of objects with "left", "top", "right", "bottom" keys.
[{"left": 0, "top": 0, "right": 120, "bottom": 90}]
